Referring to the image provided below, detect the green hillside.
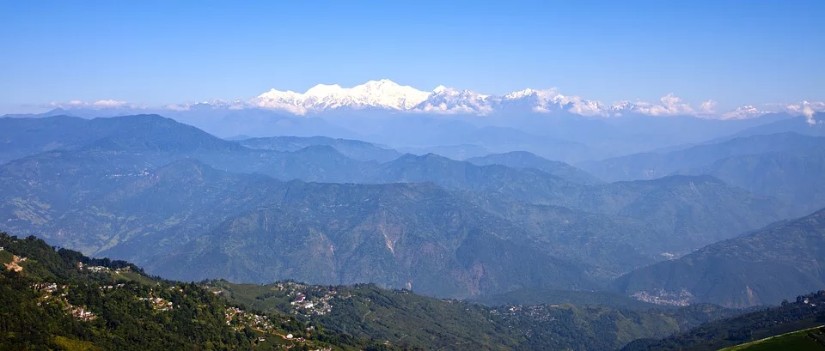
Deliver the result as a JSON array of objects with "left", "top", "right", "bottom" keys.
[
  {"left": 720, "top": 326, "right": 825, "bottom": 351},
  {"left": 615, "top": 207, "right": 825, "bottom": 308},
  {"left": 1, "top": 231, "right": 740, "bottom": 350},
  {"left": 621, "top": 291, "right": 825, "bottom": 351},
  {"left": 0, "top": 232, "right": 352, "bottom": 350},
  {"left": 211, "top": 280, "right": 734, "bottom": 351}
]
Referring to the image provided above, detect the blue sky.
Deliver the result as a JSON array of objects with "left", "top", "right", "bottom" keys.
[{"left": 1, "top": 0, "right": 823, "bottom": 113}]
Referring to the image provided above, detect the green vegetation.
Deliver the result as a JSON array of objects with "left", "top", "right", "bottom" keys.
[
  {"left": 473, "top": 288, "right": 662, "bottom": 310},
  {"left": 720, "top": 326, "right": 825, "bottom": 351},
  {"left": 615, "top": 207, "right": 825, "bottom": 308},
  {"left": 0, "top": 232, "right": 352, "bottom": 350},
  {"left": 0, "top": 231, "right": 744, "bottom": 350},
  {"left": 211, "top": 280, "right": 735, "bottom": 351},
  {"left": 622, "top": 291, "right": 825, "bottom": 351}
]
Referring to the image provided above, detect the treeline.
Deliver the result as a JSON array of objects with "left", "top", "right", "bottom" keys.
[{"left": 622, "top": 290, "right": 825, "bottom": 351}]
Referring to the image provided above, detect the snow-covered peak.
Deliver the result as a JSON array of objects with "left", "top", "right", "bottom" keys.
[
  {"left": 258, "top": 88, "right": 302, "bottom": 102},
  {"left": 502, "top": 88, "right": 608, "bottom": 116},
  {"left": 433, "top": 85, "right": 449, "bottom": 94},
  {"left": 348, "top": 79, "right": 430, "bottom": 109},
  {"left": 504, "top": 88, "right": 541, "bottom": 100},
  {"left": 305, "top": 83, "right": 344, "bottom": 97},
  {"left": 415, "top": 86, "right": 493, "bottom": 114},
  {"left": 253, "top": 79, "right": 429, "bottom": 114}
]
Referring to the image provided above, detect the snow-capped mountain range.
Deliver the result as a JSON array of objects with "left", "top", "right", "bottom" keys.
[
  {"left": 252, "top": 79, "right": 636, "bottom": 117},
  {"left": 46, "top": 79, "right": 825, "bottom": 121},
  {"left": 250, "top": 79, "right": 824, "bottom": 121},
  {"left": 255, "top": 79, "right": 429, "bottom": 114}
]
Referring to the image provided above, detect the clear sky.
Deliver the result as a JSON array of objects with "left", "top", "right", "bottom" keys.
[{"left": 1, "top": 0, "right": 823, "bottom": 113}]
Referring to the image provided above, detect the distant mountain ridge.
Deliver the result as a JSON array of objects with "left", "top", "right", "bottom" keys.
[
  {"left": 8, "top": 105, "right": 800, "bottom": 164},
  {"left": 467, "top": 151, "right": 602, "bottom": 184},
  {"left": 583, "top": 132, "right": 825, "bottom": 182},
  {"left": 615, "top": 207, "right": 825, "bottom": 308},
  {"left": 0, "top": 114, "right": 798, "bottom": 300},
  {"left": 29, "top": 79, "right": 823, "bottom": 120},
  {"left": 238, "top": 135, "right": 401, "bottom": 162},
  {"left": 0, "top": 114, "right": 242, "bottom": 164},
  {"left": 0, "top": 153, "right": 597, "bottom": 298},
  {"left": 582, "top": 132, "right": 825, "bottom": 214}
]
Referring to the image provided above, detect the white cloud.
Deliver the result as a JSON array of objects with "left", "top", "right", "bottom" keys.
[
  {"left": 164, "top": 103, "right": 191, "bottom": 111},
  {"left": 785, "top": 101, "right": 825, "bottom": 125},
  {"left": 49, "top": 99, "right": 136, "bottom": 109},
  {"left": 699, "top": 100, "right": 717, "bottom": 114},
  {"left": 627, "top": 94, "right": 695, "bottom": 116},
  {"left": 92, "top": 99, "right": 129, "bottom": 108}
]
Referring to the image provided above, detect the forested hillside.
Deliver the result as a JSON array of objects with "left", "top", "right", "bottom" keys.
[
  {"left": 615, "top": 208, "right": 825, "bottom": 308},
  {"left": 0, "top": 232, "right": 350, "bottom": 350}
]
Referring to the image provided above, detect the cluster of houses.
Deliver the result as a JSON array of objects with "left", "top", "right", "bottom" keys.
[
  {"left": 32, "top": 282, "right": 65, "bottom": 295},
  {"left": 69, "top": 305, "right": 97, "bottom": 322},
  {"left": 224, "top": 306, "right": 283, "bottom": 337},
  {"left": 138, "top": 296, "right": 174, "bottom": 312},
  {"left": 631, "top": 288, "right": 694, "bottom": 306},
  {"left": 289, "top": 290, "right": 336, "bottom": 316},
  {"left": 800, "top": 296, "right": 819, "bottom": 307},
  {"left": 76, "top": 261, "right": 132, "bottom": 275},
  {"left": 100, "top": 283, "right": 126, "bottom": 290},
  {"left": 105, "top": 169, "right": 152, "bottom": 179},
  {"left": 31, "top": 281, "right": 97, "bottom": 321}
]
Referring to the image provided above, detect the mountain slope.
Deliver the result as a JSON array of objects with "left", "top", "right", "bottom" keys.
[
  {"left": 238, "top": 135, "right": 401, "bottom": 162},
  {"left": 455, "top": 172, "right": 787, "bottom": 260},
  {"left": 108, "top": 170, "right": 594, "bottom": 298},
  {"left": 369, "top": 153, "right": 585, "bottom": 204},
  {"left": 581, "top": 132, "right": 825, "bottom": 214},
  {"left": 467, "top": 151, "right": 601, "bottom": 184},
  {"left": 0, "top": 142, "right": 788, "bottom": 288},
  {"left": 0, "top": 114, "right": 374, "bottom": 183},
  {"left": 682, "top": 147, "right": 825, "bottom": 214},
  {"left": 0, "top": 115, "right": 93, "bottom": 164},
  {"left": 0, "top": 114, "right": 244, "bottom": 163},
  {"left": 0, "top": 115, "right": 794, "bottom": 296},
  {"left": 730, "top": 114, "right": 825, "bottom": 138},
  {"left": 372, "top": 155, "right": 785, "bottom": 249},
  {"left": 622, "top": 290, "right": 825, "bottom": 351},
  {"left": 0, "top": 231, "right": 738, "bottom": 351},
  {"left": 580, "top": 176, "right": 787, "bottom": 251},
  {"left": 213, "top": 280, "right": 735, "bottom": 351},
  {"left": 0, "top": 232, "right": 346, "bottom": 350},
  {"left": 583, "top": 132, "right": 825, "bottom": 182},
  {"left": 0, "top": 154, "right": 594, "bottom": 298},
  {"left": 615, "top": 208, "right": 825, "bottom": 308}
]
